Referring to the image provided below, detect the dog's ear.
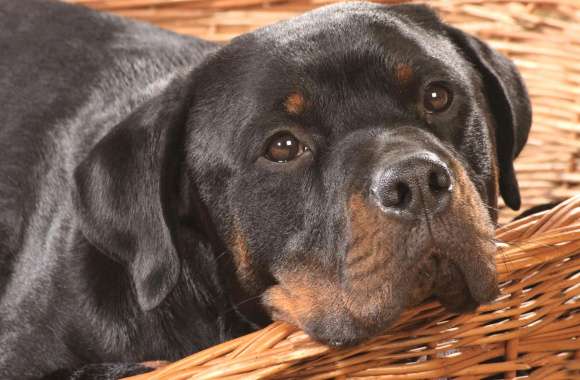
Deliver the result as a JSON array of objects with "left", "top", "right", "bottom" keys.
[
  {"left": 73, "top": 78, "right": 191, "bottom": 311},
  {"left": 445, "top": 26, "right": 532, "bottom": 210}
]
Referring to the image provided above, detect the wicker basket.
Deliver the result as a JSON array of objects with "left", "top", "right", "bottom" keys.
[{"left": 65, "top": 1, "right": 580, "bottom": 378}]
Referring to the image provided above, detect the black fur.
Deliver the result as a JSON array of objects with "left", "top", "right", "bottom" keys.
[{"left": 0, "top": 1, "right": 532, "bottom": 378}]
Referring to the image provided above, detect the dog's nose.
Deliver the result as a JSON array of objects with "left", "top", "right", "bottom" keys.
[{"left": 371, "top": 152, "right": 453, "bottom": 218}]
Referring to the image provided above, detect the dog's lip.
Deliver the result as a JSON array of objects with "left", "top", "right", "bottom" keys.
[
  {"left": 429, "top": 244, "right": 499, "bottom": 310},
  {"left": 405, "top": 248, "right": 498, "bottom": 312},
  {"left": 406, "top": 254, "right": 438, "bottom": 306},
  {"left": 432, "top": 258, "right": 481, "bottom": 312}
]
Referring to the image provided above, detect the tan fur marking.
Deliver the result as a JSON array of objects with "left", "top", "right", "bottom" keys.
[
  {"left": 264, "top": 276, "right": 335, "bottom": 329},
  {"left": 446, "top": 158, "right": 498, "bottom": 299},
  {"left": 395, "top": 64, "right": 413, "bottom": 83},
  {"left": 264, "top": 196, "right": 398, "bottom": 328},
  {"left": 284, "top": 92, "right": 306, "bottom": 115},
  {"left": 449, "top": 159, "right": 494, "bottom": 236},
  {"left": 230, "top": 219, "right": 256, "bottom": 290}
]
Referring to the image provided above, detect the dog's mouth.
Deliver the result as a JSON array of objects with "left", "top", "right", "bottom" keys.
[{"left": 262, "top": 240, "right": 498, "bottom": 347}]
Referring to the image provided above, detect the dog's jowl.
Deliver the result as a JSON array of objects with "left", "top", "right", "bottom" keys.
[{"left": 0, "top": 0, "right": 531, "bottom": 378}]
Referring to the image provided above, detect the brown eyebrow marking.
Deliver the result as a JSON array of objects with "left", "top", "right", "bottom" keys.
[
  {"left": 395, "top": 63, "right": 413, "bottom": 83},
  {"left": 284, "top": 92, "right": 306, "bottom": 115}
]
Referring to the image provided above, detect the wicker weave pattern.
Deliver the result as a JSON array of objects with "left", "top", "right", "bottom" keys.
[{"left": 66, "top": 0, "right": 580, "bottom": 223}]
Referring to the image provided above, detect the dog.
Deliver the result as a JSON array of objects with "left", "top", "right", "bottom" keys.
[{"left": 0, "top": 0, "right": 531, "bottom": 378}]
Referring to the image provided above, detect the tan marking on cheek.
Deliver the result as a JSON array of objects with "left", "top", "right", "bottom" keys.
[
  {"left": 262, "top": 195, "right": 405, "bottom": 330},
  {"left": 446, "top": 159, "right": 498, "bottom": 298},
  {"left": 230, "top": 220, "right": 256, "bottom": 290},
  {"left": 263, "top": 277, "right": 334, "bottom": 328},
  {"left": 284, "top": 92, "right": 306, "bottom": 115},
  {"left": 449, "top": 159, "right": 494, "bottom": 236},
  {"left": 395, "top": 64, "right": 413, "bottom": 83}
]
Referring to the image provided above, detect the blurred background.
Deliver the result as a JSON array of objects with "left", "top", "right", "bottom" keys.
[{"left": 66, "top": 0, "right": 580, "bottom": 223}]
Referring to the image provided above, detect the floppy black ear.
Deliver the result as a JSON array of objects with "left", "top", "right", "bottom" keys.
[
  {"left": 445, "top": 26, "right": 532, "bottom": 210},
  {"left": 73, "top": 79, "right": 191, "bottom": 311}
]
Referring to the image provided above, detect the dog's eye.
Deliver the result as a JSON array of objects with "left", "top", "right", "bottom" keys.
[
  {"left": 424, "top": 83, "right": 452, "bottom": 113},
  {"left": 265, "top": 133, "right": 309, "bottom": 163}
]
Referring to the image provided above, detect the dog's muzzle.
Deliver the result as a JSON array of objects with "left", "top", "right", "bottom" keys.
[{"left": 263, "top": 134, "right": 499, "bottom": 348}]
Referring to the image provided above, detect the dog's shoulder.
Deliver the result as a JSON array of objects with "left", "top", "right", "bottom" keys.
[{"left": 0, "top": 0, "right": 217, "bottom": 289}]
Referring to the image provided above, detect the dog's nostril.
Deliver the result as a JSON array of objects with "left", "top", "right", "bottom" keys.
[
  {"left": 381, "top": 181, "right": 412, "bottom": 209},
  {"left": 428, "top": 169, "right": 451, "bottom": 193},
  {"left": 396, "top": 182, "right": 412, "bottom": 207}
]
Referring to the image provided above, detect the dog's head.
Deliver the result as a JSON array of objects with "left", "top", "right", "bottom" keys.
[{"left": 74, "top": 2, "right": 531, "bottom": 346}]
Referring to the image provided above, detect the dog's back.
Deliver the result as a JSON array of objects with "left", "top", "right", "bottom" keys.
[{"left": 0, "top": 0, "right": 216, "bottom": 293}]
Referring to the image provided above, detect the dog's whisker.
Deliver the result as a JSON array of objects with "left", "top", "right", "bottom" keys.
[
  {"left": 213, "top": 250, "right": 230, "bottom": 263},
  {"left": 481, "top": 203, "right": 502, "bottom": 213},
  {"left": 221, "top": 294, "right": 264, "bottom": 317}
]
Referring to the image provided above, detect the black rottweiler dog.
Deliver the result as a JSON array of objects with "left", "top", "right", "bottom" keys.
[{"left": 0, "top": 0, "right": 531, "bottom": 378}]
